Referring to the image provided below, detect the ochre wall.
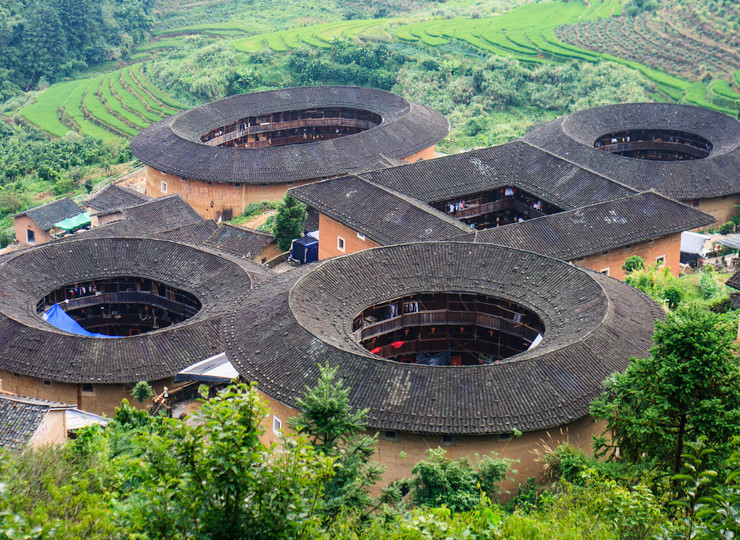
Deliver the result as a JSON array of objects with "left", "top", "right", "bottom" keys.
[
  {"left": 401, "top": 145, "right": 436, "bottom": 163},
  {"left": 317, "top": 214, "right": 379, "bottom": 260},
  {"left": 576, "top": 233, "right": 682, "bottom": 280},
  {"left": 254, "top": 242, "right": 283, "bottom": 264},
  {"left": 29, "top": 409, "right": 67, "bottom": 449},
  {"left": 373, "top": 416, "right": 602, "bottom": 493},
  {"left": 145, "top": 145, "right": 436, "bottom": 221},
  {"left": 681, "top": 195, "right": 739, "bottom": 226},
  {"left": 255, "top": 389, "right": 601, "bottom": 494},
  {"left": 0, "top": 370, "right": 170, "bottom": 416},
  {"left": 146, "top": 167, "right": 313, "bottom": 220},
  {"left": 14, "top": 215, "right": 50, "bottom": 245}
]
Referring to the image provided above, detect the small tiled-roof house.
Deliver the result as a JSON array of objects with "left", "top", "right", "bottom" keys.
[
  {"left": 0, "top": 391, "right": 73, "bottom": 451},
  {"left": 204, "top": 224, "right": 282, "bottom": 265},
  {"left": 13, "top": 198, "right": 84, "bottom": 246},
  {"left": 84, "top": 184, "right": 151, "bottom": 227}
]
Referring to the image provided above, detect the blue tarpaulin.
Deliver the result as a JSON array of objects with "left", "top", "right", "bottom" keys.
[{"left": 42, "top": 303, "right": 115, "bottom": 338}]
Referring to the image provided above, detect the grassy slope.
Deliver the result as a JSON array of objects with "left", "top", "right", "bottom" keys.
[{"left": 17, "top": 0, "right": 739, "bottom": 142}]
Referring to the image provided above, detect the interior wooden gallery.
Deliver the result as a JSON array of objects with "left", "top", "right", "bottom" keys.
[
  {"left": 201, "top": 107, "right": 382, "bottom": 149},
  {"left": 353, "top": 292, "right": 544, "bottom": 366}
]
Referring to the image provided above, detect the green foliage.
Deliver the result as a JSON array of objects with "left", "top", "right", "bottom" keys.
[
  {"left": 0, "top": 0, "right": 153, "bottom": 91},
  {"left": 409, "top": 448, "right": 512, "bottom": 512},
  {"left": 591, "top": 305, "right": 740, "bottom": 477},
  {"left": 130, "top": 381, "right": 154, "bottom": 403},
  {"left": 699, "top": 266, "right": 722, "bottom": 300},
  {"left": 290, "top": 363, "right": 385, "bottom": 517},
  {"left": 273, "top": 194, "right": 307, "bottom": 252},
  {"left": 625, "top": 263, "right": 684, "bottom": 310},
  {"left": 622, "top": 255, "right": 645, "bottom": 274},
  {"left": 117, "top": 383, "right": 333, "bottom": 539}
]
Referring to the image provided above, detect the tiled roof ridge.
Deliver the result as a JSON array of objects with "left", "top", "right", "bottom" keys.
[
  {"left": 520, "top": 139, "right": 640, "bottom": 196},
  {"left": 0, "top": 390, "right": 74, "bottom": 409}
]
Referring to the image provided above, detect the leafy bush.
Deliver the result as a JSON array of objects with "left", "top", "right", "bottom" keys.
[{"left": 410, "top": 448, "right": 512, "bottom": 511}]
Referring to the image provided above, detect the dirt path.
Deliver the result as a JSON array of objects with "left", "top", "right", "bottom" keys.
[{"left": 243, "top": 212, "right": 274, "bottom": 229}]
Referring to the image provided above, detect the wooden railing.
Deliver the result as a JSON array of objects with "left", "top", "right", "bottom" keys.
[
  {"left": 46, "top": 291, "right": 200, "bottom": 318},
  {"left": 598, "top": 140, "right": 709, "bottom": 158},
  {"left": 354, "top": 309, "right": 541, "bottom": 342},
  {"left": 445, "top": 198, "right": 546, "bottom": 220},
  {"left": 204, "top": 117, "right": 377, "bottom": 146}
]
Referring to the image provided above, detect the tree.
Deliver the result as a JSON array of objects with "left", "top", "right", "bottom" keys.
[
  {"left": 130, "top": 381, "right": 154, "bottom": 403},
  {"left": 409, "top": 448, "right": 512, "bottom": 512},
  {"left": 622, "top": 255, "right": 645, "bottom": 274},
  {"left": 289, "top": 363, "right": 384, "bottom": 517},
  {"left": 591, "top": 305, "right": 740, "bottom": 476},
  {"left": 118, "top": 383, "right": 333, "bottom": 539},
  {"left": 273, "top": 194, "right": 307, "bottom": 252}
]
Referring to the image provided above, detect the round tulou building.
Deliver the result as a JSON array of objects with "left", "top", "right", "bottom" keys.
[
  {"left": 130, "top": 86, "right": 449, "bottom": 221},
  {"left": 524, "top": 102, "right": 740, "bottom": 223},
  {"left": 0, "top": 236, "right": 270, "bottom": 414},
  {"left": 222, "top": 242, "right": 664, "bottom": 488}
]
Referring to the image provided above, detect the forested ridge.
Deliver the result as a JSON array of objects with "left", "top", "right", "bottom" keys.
[{"left": 0, "top": 0, "right": 153, "bottom": 99}]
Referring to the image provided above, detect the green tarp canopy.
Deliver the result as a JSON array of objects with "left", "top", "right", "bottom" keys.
[{"left": 53, "top": 212, "right": 91, "bottom": 231}]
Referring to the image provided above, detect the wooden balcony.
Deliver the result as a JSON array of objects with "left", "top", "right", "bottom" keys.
[
  {"left": 598, "top": 140, "right": 709, "bottom": 159},
  {"left": 204, "top": 117, "right": 377, "bottom": 146},
  {"left": 354, "top": 309, "right": 541, "bottom": 343},
  {"left": 56, "top": 291, "right": 200, "bottom": 318}
]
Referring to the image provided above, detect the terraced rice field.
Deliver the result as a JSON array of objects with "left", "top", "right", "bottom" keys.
[
  {"left": 556, "top": 6, "right": 740, "bottom": 111},
  {"left": 232, "top": 19, "right": 390, "bottom": 53},
  {"left": 21, "top": 65, "right": 187, "bottom": 140}
]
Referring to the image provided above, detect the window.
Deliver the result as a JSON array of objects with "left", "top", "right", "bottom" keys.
[
  {"left": 272, "top": 415, "right": 282, "bottom": 435},
  {"left": 337, "top": 236, "right": 345, "bottom": 253},
  {"left": 286, "top": 181, "right": 294, "bottom": 186},
  {"left": 43, "top": 380, "right": 52, "bottom": 386},
  {"left": 655, "top": 255, "right": 666, "bottom": 266},
  {"left": 234, "top": 183, "right": 240, "bottom": 188},
  {"left": 161, "top": 181, "right": 168, "bottom": 193},
  {"left": 497, "top": 433, "right": 513, "bottom": 442},
  {"left": 600, "top": 268, "right": 610, "bottom": 276},
  {"left": 356, "top": 232, "right": 366, "bottom": 241},
  {"left": 623, "top": 244, "right": 633, "bottom": 250},
  {"left": 382, "top": 431, "right": 398, "bottom": 441},
  {"left": 206, "top": 181, "right": 213, "bottom": 186},
  {"left": 692, "top": 199, "right": 700, "bottom": 207},
  {"left": 26, "top": 228, "right": 35, "bottom": 245},
  {"left": 441, "top": 434, "right": 455, "bottom": 445},
  {"left": 81, "top": 383, "right": 95, "bottom": 395}
]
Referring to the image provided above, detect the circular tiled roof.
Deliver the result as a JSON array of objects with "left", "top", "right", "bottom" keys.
[
  {"left": 222, "top": 242, "right": 663, "bottom": 435},
  {"left": 0, "top": 237, "right": 260, "bottom": 384},
  {"left": 524, "top": 103, "right": 740, "bottom": 200},
  {"left": 130, "top": 86, "right": 449, "bottom": 185}
]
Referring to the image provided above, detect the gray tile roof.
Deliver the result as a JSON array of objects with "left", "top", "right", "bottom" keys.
[
  {"left": 475, "top": 191, "right": 715, "bottom": 260},
  {"left": 222, "top": 242, "right": 664, "bottom": 435},
  {"left": 524, "top": 103, "right": 740, "bottom": 200},
  {"left": 358, "top": 141, "right": 636, "bottom": 208},
  {"left": 72, "top": 195, "right": 203, "bottom": 240},
  {"left": 0, "top": 392, "right": 72, "bottom": 451},
  {"left": 130, "top": 86, "right": 449, "bottom": 185},
  {"left": 84, "top": 184, "right": 151, "bottom": 214},
  {"left": 291, "top": 176, "right": 474, "bottom": 245},
  {"left": 291, "top": 142, "right": 715, "bottom": 258},
  {"left": 14, "top": 198, "right": 83, "bottom": 231},
  {"left": 203, "top": 224, "right": 275, "bottom": 259},
  {"left": 0, "top": 237, "right": 267, "bottom": 384}
]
